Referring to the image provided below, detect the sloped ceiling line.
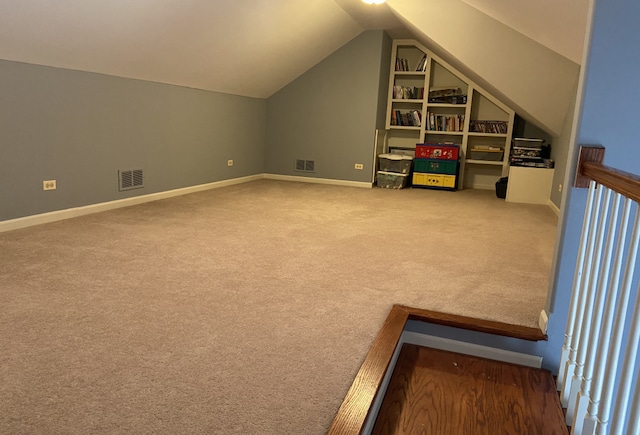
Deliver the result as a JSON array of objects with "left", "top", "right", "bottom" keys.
[{"left": 0, "top": 0, "right": 587, "bottom": 134}]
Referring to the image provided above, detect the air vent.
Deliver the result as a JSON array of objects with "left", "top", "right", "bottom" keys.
[
  {"left": 304, "top": 160, "right": 314, "bottom": 172},
  {"left": 118, "top": 169, "right": 144, "bottom": 191},
  {"left": 294, "top": 159, "right": 315, "bottom": 173}
]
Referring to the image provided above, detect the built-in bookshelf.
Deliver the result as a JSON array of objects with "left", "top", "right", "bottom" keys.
[{"left": 384, "top": 40, "right": 516, "bottom": 190}]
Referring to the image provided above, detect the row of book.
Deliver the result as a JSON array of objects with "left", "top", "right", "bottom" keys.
[
  {"left": 390, "top": 110, "right": 421, "bottom": 127},
  {"left": 469, "top": 120, "right": 508, "bottom": 134},
  {"left": 395, "top": 54, "right": 427, "bottom": 72},
  {"left": 393, "top": 85, "right": 425, "bottom": 100},
  {"left": 426, "top": 113, "right": 465, "bottom": 132}
]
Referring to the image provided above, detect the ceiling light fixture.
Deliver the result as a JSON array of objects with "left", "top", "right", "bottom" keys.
[{"left": 362, "top": 0, "right": 386, "bottom": 4}]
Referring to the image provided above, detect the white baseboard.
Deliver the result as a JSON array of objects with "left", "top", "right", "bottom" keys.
[
  {"left": 264, "top": 173, "right": 373, "bottom": 189},
  {"left": 401, "top": 331, "right": 542, "bottom": 368},
  {"left": 0, "top": 174, "right": 263, "bottom": 233},
  {"left": 0, "top": 174, "right": 376, "bottom": 233},
  {"left": 466, "top": 183, "right": 495, "bottom": 191},
  {"left": 548, "top": 199, "right": 560, "bottom": 217},
  {"left": 539, "top": 309, "right": 549, "bottom": 335}
]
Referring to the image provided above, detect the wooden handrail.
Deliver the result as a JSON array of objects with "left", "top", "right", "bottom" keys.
[
  {"left": 575, "top": 145, "right": 640, "bottom": 203},
  {"left": 581, "top": 161, "right": 640, "bottom": 204}
]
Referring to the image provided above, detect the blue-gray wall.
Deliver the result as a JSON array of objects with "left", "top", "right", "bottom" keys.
[
  {"left": 0, "top": 60, "right": 266, "bottom": 221},
  {"left": 546, "top": 0, "right": 640, "bottom": 385},
  {"left": 266, "top": 30, "right": 391, "bottom": 182},
  {"left": 408, "top": 0, "right": 640, "bottom": 382}
]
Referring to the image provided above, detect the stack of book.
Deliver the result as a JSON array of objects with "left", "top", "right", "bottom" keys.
[
  {"left": 428, "top": 87, "right": 467, "bottom": 104},
  {"left": 509, "top": 138, "right": 554, "bottom": 168}
]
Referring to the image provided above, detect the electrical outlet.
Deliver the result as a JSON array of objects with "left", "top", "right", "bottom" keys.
[
  {"left": 558, "top": 184, "right": 563, "bottom": 192},
  {"left": 227, "top": 159, "right": 234, "bottom": 167},
  {"left": 43, "top": 180, "right": 57, "bottom": 190},
  {"left": 354, "top": 163, "right": 364, "bottom": 170}
]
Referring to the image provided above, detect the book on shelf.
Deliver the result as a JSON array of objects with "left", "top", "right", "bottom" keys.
[
  {"left": 395, "top": 57, "right": 410, "bottom": 71},
  {"left": 469, "top": 120, "right": 508, "bottom": 134},
  {"left": 395, "top": 55, "right": 427, "bottom": 72},
  {"left": 426, "top": 113, "right": 465, "bottom": 132},
  {"left": 393, "top": 85, "right": 425, "bottom": 100},
  {"left": 391, "top": 109, "right": 422, "bottom": 127}
]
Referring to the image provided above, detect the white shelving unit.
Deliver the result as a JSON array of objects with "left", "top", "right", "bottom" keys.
[{"left": 384, "top": 39, "right": 516, "bottom": 190}]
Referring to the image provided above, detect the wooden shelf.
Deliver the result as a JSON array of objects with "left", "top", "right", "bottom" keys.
[
  {"left": 391, "top": 99, "right": 424, "bottom": 103},
  {"left": 384, "top": 40, "right": 515, "bottom": 189},
  {"left": 427, "top": 103, "right": 468, "bottom": 108},
  {"left": 425, "top": 130, "right": 464, "bottom": 135},
  {"left": 465, "top": 159, "right": 505, "bottom": 166},
  {"left": 468, "top": 132, "right": 509, "bottom": 138},
  {"left": 393, "top": 71, "right": 426, "bottom": 76},
  {"left": 389, "top": 125, "right": 421, "bottom": 130}
]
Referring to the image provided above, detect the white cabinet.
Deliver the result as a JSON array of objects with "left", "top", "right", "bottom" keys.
[
  {"left": 384, "top": 39, "right": 515, "bottom": 190},
  {"left": 506, "top": 166, "right": 555, "bottom": 204}
]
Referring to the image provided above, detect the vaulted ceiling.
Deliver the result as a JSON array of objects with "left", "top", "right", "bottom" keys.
[{"left": 0, "top": 0, "right": 589, "bottom": 133}]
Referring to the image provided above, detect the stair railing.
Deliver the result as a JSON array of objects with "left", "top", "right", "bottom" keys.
[{"left": 557, "top": 145, "right": 640, "bottom": 435}]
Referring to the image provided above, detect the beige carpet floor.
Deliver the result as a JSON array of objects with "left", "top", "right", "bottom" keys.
[{"left": 0, "top": 179, "right": 558, "bottom": 434}]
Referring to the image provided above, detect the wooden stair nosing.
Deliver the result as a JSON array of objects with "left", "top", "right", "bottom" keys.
[{"left": 399, "top": 304, "right": 548, "bottom": 342}]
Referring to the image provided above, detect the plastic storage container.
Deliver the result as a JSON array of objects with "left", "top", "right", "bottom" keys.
[
  {"left": 413, "top": 172, "right": 456, "bottom": 189},
  {"left": 415, "top": 143, "right": 459, "bottom": 160},
  {"left": 378, "top": 153, "right": 414, "bottom": 174},
  {"left": 413, "top": 159, "right": 457, "bottom": 174},
  {"left": 376, "top": 171, "right": 409, "bottom": 189}
]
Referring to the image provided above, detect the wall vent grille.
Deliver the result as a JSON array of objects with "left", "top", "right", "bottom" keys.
[
  {"left": 119, "top": 169, "right": 144, "bottom": 191},
  {"left": 295, "top": 159, "right": 315, "bottom": 173}
]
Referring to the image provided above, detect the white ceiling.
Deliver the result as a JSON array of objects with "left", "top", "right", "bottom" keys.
[
  {"left": 0, "top": 0, "right": 363, "bottom": 98},
  {"left": 0, "top": 0, "right": 589, "bottom": 98},
  {"left": 461, "top": 0, "right": 589, "bottom": 64}
]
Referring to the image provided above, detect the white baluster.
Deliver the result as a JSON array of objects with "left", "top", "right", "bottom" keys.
[
  {"left": 562, "top": 183, "right": 603, "bottom": 407},
  {"left": 596, "top": 210, "right": 640, "bottom": 435},
  {"left": 610, "top": 281, "right": 640, "bottom": 435},
  {"left": 583, "top": 197, "right": 632, "bottom": 435},
  {"left": 559, "top": 181, "right": 598, "bottom": 390},
  {"left": 624, "top": 371, "right": 640, "bottom": 435},
  {"left": 567, "top": 188, "right": 612, "bottom": 425},
  {"left": 572, "top": 191, "right": 621, "bottom": 434}
]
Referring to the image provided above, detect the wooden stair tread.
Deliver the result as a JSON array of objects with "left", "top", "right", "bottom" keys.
[{"left": 372, "top": 343, "right": 568, "bottom": 435}]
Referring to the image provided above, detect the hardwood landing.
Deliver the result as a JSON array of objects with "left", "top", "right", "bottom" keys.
[
  {"left": 372, "top": 344, "right": 568, "bottom": 435},
  {"left": 328, "top": 305, "right": 550, "bottom": 434}
]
